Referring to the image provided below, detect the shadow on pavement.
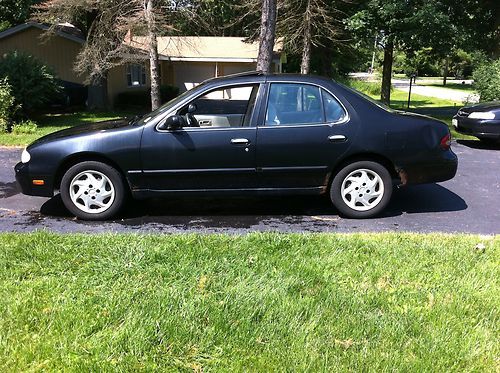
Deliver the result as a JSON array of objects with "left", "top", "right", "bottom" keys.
[
  {"left": 385, "top": 184, "right": 467, "bottom": 216},
  {"left": 40, "top": 183, "right": 467, "bottom": 223},
  {"left": 457, "top": 139, "right": 500, "bottom": 150}
]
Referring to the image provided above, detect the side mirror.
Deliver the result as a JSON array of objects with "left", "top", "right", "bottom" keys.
[
  {"left": 188, "top": 103, "right": 197, "bottom": 113},
  {"left": 159, "top": 115, "right": 185, "bottom": 131}
]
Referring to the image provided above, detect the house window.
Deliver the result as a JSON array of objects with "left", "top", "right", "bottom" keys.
[{"left": 127, "top": 64, "right": 146, "bottom": 87}]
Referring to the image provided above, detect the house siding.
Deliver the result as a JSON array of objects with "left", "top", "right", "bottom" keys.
[
  {"left": 0, "top": 27, "right": 84, "bottom": 84},
  {"left": 107, "top": 63, "right": 151, "bottom": 107}
]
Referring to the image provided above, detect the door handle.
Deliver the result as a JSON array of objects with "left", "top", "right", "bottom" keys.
[
  {"left": 231, "top": 138, "right": 250, "bottom": 145},
  {"left": 328, "top": 134, "right": 347, "bottom": 142},
  {"left": 199, "top": 119, "right": 211, "bottom": 126}
]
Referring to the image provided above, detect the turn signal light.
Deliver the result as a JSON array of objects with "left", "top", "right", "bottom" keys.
[
  {"left": 32, "top": 179, "right": 45, "bottom": 186},
  {"left": 440, "top": 133, "right": 451, "bottom": 150}
]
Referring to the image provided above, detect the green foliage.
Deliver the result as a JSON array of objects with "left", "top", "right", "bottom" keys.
[
  {"left": 400, "top": 48, "right": 440, "bottom": 77},
  {"left": 159, "top": 84, "right": 180, "bottom": 103},
  {"left": 347, "top": 79, "right": 382, "bottom": 96},
  {"left": 341, "top": 78, "right": 394, "bottom": 96},
  {"left": 0, "top": 52, "right": 61, "bottom": 116},
  {"left": 11, "top": 119, "right": 37, "bottom": 134},
  {"left": 473, "top": 59, "right": 500, "bottom": 102},
  {"left": 0, "top": 21, "right": 10, "bottom": 32},
  {"left": 0, "top": 78, "right": 15, "bottom": 133},
  {"left": 0, "top": 232, "right": 498, "bottom": 370},
  {"left": 0, "top": 0, "right": 39, "bottom": 32}
]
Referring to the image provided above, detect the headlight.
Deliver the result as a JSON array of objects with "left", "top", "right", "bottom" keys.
[
  {"left": 21, "top": 148, "right": 31, "bottom": 163},
  {"left": 468, "top": 111, "right": 495, "bottom": 120}
]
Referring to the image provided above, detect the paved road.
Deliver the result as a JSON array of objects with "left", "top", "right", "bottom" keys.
[
  {"left": 1, "top": 143, "right": 499, "bottom": 234},
  {"left": 392, "top": 79, "right": 479, "bottom": 104}
]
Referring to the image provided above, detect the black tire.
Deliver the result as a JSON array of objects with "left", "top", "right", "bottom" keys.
[
  {"left": 60, "top": 161, "right": 125, "bottom": 220},
  {"left": 330, "top": 160, "right": 393, "bottom": 219}
]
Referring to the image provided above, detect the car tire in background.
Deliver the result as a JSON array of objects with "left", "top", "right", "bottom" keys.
[
  {"left": 330, "top": 160, "right": 393, "bottom": 218},
  {"left": 60, "top": 161, "right": 125, "bottom": 220}
]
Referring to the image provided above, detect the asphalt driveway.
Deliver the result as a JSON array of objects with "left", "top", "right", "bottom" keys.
[{"left": 1, "top": 142, "right": 499, "bottom": 234}]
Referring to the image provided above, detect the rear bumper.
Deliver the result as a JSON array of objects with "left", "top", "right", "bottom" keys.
[
  {"left": 14, "top": 162, "right": 54, "bottom": 197},
  {"left": 400, "top": 149, "right": 458, "bottom": 185},
  {"left": 453, "top": 116, "right": 500, "bottom": 139}
]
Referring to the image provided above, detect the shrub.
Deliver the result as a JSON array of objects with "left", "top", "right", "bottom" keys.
[
  {"left": 115, "top": 89, "right": 150, "bottom": 108},
  {"left": 339, "top": 78, "right": 393, "bottom": 97},
  {"left": 0, "top": 78, "right": 15, "bottom": 133},
  {"left": 160, "top": 85, "right": 180, "bottom": 103},
  {"left": 0, "top": 51, "right": 61, "bottom": 116},
  {"left": 473, "top": 59, "right": 500, "bottom": 102},
  {"left": 12, "top": 119, "right": 38, "bottom": 135},
  {"left": 114, "top": 85, "right": 180, "bottom": 109}
]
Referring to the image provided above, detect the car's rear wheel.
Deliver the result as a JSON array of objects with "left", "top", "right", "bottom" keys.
[
  {"left": 330, "top": 161, "right": 392, "bottom": 218},
  {"left": 60, "top": 161, "right": 125, "bottom": 220}
]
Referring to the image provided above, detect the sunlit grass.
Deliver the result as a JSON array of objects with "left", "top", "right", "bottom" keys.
[
  {"left": 0, "top": 111, "right": 132, "bottom": 146},
  {"left": 0, "top": 232, "right": 498, "bottom": 371}
]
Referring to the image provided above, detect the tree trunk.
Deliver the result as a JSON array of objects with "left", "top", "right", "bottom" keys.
[
  {"left": 300, "top": 0, "right": 312, "bottom": 74},
  {"left": 256, "top": 0, "right": 277, "bottom": 74},
  {"left": 381, "top": 38, "right": 394, "bottom": 106},
  {"left": 319, "top": 45, "right": 333, "bottom": 77},
  {"left": 145, "top": 0, "right": 161, "bottom": 110},
  {"left": 442, "top": 58, "right": 449, "bottom": 86}
]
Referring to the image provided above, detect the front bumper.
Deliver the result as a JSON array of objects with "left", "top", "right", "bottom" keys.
[
  {"left": 400, "top": 149, "right": 458, "bottom": 185},
  {"left": 15, "top": 162, "right": 54, "bottom": 197},
  {"left": 453, "top": 116, "right": 500, "bottom": 139}
]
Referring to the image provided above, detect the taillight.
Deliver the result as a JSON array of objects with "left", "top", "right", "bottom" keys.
[{"left": 440, "top": 133, "right": 451, "bottom": 150}]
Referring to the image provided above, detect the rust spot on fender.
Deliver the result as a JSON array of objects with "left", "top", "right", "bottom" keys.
[{"left": 397, "top": 168, "right": 408, "bottom": 187}]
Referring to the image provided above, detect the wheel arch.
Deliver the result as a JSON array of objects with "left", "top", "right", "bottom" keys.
[
  {"left": 54, "top": 152, "right": 130, "bottom": 191},
  {"left": 327, "top": 152, "right": 398, "bottom": 189}
]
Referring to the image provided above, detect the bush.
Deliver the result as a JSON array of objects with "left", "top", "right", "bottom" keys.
[
  {"left": 160, "top": 84, "right": 180, "bottom": 103},
  {"left": 0, "top": 78, "right": 15, "bottom": 133},
  {"left": 339, "top": 78, "right": 393, "bottom": 97},
  {"left": 114, "top": 89, "right": 149, "bottom": 108},
  {"left": 0, "top": 51, "right": 61, "bottom": 116},
  {"left": 473, "top": 59, "right": 500, "bottom": 102},
  {"left": 114, "top": 85, "right": 179, "bottom": 109},
  {"left": 12, "top": 119, "right": 38, "bottom": 135}
]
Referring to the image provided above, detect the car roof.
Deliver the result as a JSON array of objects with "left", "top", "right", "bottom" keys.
[{"left": 202, "top": 71, "right": 334, "bottom": 87}]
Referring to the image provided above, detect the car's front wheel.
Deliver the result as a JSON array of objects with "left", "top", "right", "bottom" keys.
[
  {"left": 60, "top": 161, "right": 125, "bottom": 220},
  {"left": 330, "top": 161, "right": 392, "bottom": 218}
]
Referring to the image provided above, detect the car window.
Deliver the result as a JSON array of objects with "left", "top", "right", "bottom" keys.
[
  {"left": 322, "top": 89, "right": 346, "bottom": 122},
  {"left": 135, "top": 83, "right": 207, "bottom": 125},
  {"left": 265, "top": 83, "right": 325, "bottom": 126},
  {"left": 336, "top": 81, "right": 395, "bottom": 113},
  {"left": 178, "top": 84, "right": 259, "bottom": 128}
]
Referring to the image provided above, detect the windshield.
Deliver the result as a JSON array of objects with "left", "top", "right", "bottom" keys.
[
  {"left": 336, "top": 81, "right": 396, "bottom": 113},
  {"left": 134, "top": 82, "right": 208, "bottom": 125}
]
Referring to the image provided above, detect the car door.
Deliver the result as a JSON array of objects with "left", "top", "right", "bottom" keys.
[
  {"left": 256, "top": 82, "right": 353, "bottom": 189},
  {"left": 140, "top": 83, "right": 261, "bottom": 191}
]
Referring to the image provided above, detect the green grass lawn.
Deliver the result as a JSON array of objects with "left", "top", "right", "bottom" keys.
[
  {"left": 0, "top": 232, "right": 498, "bottom": 371},
  {"left": 0, "top": 111, "right": 131, "bottom": 147}
]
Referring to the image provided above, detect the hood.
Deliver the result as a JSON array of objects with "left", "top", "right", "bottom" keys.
[
  {"left": 459, "top": 101, "right": 500, "bottom": 113},
  {"left": 30, "top": 118, "right": 131, "bottom": 147}
]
